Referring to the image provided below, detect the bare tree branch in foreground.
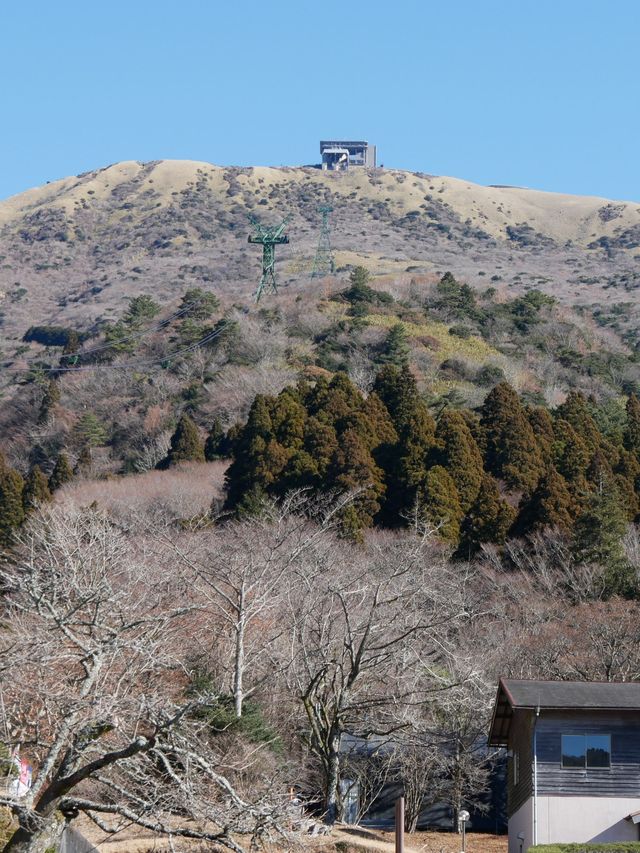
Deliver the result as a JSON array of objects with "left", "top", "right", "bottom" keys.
[{"left": 0, "top": 506, "right": 288, "bottom": 853}]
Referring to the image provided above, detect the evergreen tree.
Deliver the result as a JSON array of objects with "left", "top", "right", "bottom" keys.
[
  {"left": 165, "top": 414, "right": 205, "bottom": 466},
  {"left": 458, "top": 473, "right": 516, "bottom": 555},
  {"left": 22, "top": 465, "right": 52, "bottom": 513},
  {"left": 434, "top": 410, "right": 484, "bottom": 512},
  {"left": 373, "top": 365, "right": 427, "bottom": 435},
  {"left": 303, "top": 417, "right": 339, "bottom": 480},
  {"left": 553, "top": 419, "right": 591, "bottom": 481},
  {"left": 0, "top": 455, "right": 25, "bottom": 547},
  {"left": 125, "top": 295, "right": 161, "bottom": 326},
  {"left": 556, "top": 391, "right": 602, "bottom": 456},
  {"left": 38, "top": 379, "right": 60, "bottom": 423},
  {"left": 480, "top": 383, "right": 544, "bottom": 493},
  {"left": 306, "top": 373, "right": 362, "bottom": 428},
  {"left": 527, "top": 406, "right": 555, "bottom": 459},
  {"left": 224, "top": 396, "right": 275, "bottom": 507},
  {"left": 379, "top": 323, "right": 410, "bottom": 367},
  {"left": 420, "top": 465, "right": 463, "bottom": 545},
  {"left": 327, "top": 428, "right": 386, "bottom": 538},
  {"left": 204, "top": 418, "right": 226, "bottom": 461},
  {"left": 434, "top": 272, "right": 478, "bottom": 319},
  {"left": 75, "top": 413, "right": 107, "bottom": 448},
  {"left": 572, "top": 475, "right": 634, "bottom": 597},
  {"left": 269, "top": 390, "right": 307, "bottom": 450},
  {"left": 514, "top": 467, "right": 573, "bottom": 534},
  {"left": 348, "top": 266, "right": 371, "bottom": 292},
  {"left": 624, "top": 393, "right": 640, "bottom": 457},
  {"left": 75, "top": 445, "right": 92, "bottom": 476},
  {"left": 615, "top": 449, "right": 640, "bottom": 520},
  {"left": 48, "top": 452, "right": 74, "bottom": 491},
  {"left": 373, "top": 365, "right": 436, "bottom": 524}
]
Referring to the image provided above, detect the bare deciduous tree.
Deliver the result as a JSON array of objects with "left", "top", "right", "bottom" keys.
[
  {"left": 283, "top": 527, "right": 471, "bottom": 824},
  {"left": 0, "top": 507, "right": 287, "bottom": 853}
]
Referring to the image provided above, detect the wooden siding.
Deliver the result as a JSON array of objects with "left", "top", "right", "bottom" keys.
[
  {"left": 535, "top": 710, "right": 640, "bottom": 798},
  {"left": 509, "top": 708, "right": 533, "bottom": 816}
]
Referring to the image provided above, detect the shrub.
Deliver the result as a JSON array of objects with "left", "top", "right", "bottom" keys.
[
  {"left": 449, "top": 324, "right": 472, "bottom": 339},
  {"left": 476, "top": 364, "right": 506, "bottom": 386},
  {"left": 23, "top": 326, "right": 82, "bottom": 347}
]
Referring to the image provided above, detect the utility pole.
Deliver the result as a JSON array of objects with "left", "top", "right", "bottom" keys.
[
  {"left": 248, "top": 215, "right": 291, "bottom": 302},
  {"left": 395, "top": 796, "right": 404, "bottom": 853},
  {"left": 311, "top": 205, "right": 335, "bottom": 278}
]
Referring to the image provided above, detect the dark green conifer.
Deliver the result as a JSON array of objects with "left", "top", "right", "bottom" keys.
[
  {"left": 327, "top": 429, "right": 386, "bottom": 536},
  {"left": 75, "top": 413, "right": 107, "bottom": 448},
  {"left": 269, "top": 390, "right": 307, "bottom": 450},
  {"left": 22, "top": 465, "right": 52, "bottom": 513},
  {"left": 165, "top": 414, "right": 205, "bottom": 466},
  {"left": 480, "top": 383, "right": 544, "bottom": 493},
  {"left": 379, "top": 323, "right": 410, "bottom": 367},
  {"left": 48, "top": 452, "right": 74, "bottom": 491},
  {"left": 556, "top": 391, "right": 601, "bottom": 456},
  {"left": 527, "top": 406, "right": 555, "bottom": 459},
  {"left": 434, "top": 410, "right": 484, "bottom": 512},
  {"left": 303, "top": 417, "right": 339, "bottom": 480},
  {"left": 38, "top": 379, "right": 61, "bottom": 423},
  {"left": 458, "top": 473, "right": 515, "bottom": 554},
  {"left": 204, "top": 418, "right": 225, "bottom": 461},
  {"left": 514, "top": 466, "right": 573, "bottom": 534},
  {"left": 624, "top": 394, "right": 640, "bottom": 457},
  {"left": 572, "top": 475, "right": 634, "bottom": 596},
  {"left": 420, "top": 465, "right": 463, "bottom": 544},
  {"left": 615, "top": 449, "right": 640, "bottom": 520},
  {"left": 75, "top": 445, "right": 92, "bottom": 475},
  {"left": 373, "top": 365, "right": 436, "bottom": 524},
  {"left": 0, "top": 455, "right": 25, "bottom": 547},
  {"left": 224, "top": 397, "right": 275, "bottom": 508}
]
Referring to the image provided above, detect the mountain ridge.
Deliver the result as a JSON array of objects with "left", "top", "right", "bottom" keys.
[{"left": 1, "top": 158, "right": 640, "bottom": 361}]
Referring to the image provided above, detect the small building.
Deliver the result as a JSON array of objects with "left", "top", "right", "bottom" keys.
[
  {"left": 489, "top": 678, "right": 640, "bottom": 853},
  {"left": 320, "top": 140, "right": 376, "bottom": 170}
]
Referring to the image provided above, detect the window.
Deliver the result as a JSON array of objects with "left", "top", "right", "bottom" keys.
[{"left": 561, "top": 734, "right": 611, "bottom": 768}]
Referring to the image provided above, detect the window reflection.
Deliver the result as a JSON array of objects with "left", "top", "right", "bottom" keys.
[{"left": 561, "top": 734, "right": 611, "bottom": 768}]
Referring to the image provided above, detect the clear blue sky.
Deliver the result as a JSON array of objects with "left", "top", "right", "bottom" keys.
[{"left": 1, "top": 0, "right": 638, "bottom": 201}]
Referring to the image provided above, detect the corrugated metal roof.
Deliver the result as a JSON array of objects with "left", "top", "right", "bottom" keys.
[{"left": 488, "top": 678, "right": 640, "bottom": 747}]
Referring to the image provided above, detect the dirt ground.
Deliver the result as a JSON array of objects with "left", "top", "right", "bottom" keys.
[
  {"left": 331, "top": 826, "right": 507, "bottom": 853},
  {"left": 76, "top": 818, "right": 507, "bottom": 853}
]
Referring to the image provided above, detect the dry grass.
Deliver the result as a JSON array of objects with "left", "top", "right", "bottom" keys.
[
  {"left": 74, "top": 819, "right": 507, "bottom": 853},
  {"left": 56, "top": 461, "right": 228, "bottom": 524}
]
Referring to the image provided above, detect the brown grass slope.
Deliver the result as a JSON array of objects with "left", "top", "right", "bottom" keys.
[{"left": 1, "top": 160, "right": 640, "bottom": 348}]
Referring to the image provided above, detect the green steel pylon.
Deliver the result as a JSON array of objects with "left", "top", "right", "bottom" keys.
[
  {"left": 311, "top": 205, "right": 335, "bottom": 278},
  {"left": 248, "top": 215, "right": 291, "bottom": 301}
]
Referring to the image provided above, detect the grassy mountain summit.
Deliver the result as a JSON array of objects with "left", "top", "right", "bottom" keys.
[
  {"left": 1, "top": 160, "right": 640, "bottom": 492},
  {"left": 1, "top": 159, "right": 640, "bottom": 345}
]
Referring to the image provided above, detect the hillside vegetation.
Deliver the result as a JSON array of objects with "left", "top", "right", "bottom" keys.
[{"left": 5, "top": 163, "right": 640, "bottom": 852}]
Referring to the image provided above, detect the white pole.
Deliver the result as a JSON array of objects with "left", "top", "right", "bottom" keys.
[{"left": 533, "top": 705, "right": 540, "bottom": 847}]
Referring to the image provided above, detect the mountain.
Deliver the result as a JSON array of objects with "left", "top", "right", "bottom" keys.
[
  {"left": 1, "top": 159, "right": 640, "bottom": 347},
  {"left": 2, "top": 160, "right": 640, "bottom": 481}
]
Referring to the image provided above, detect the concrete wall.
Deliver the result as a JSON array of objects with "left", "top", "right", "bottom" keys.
[
  {"left": 59, "top": 826, "right": 97, "bottom": 853},
  {"left": 508, "top": 798, "right": 533, "bottom": 853},
  {"left": 509, "top": 795, "right": 640, "bottom": 850},
  {"left": 538, "top": 796, "right": 640, "bottom": 845}
]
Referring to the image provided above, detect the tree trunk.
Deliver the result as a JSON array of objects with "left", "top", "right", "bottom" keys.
[
  {"left": 2, "top": 811, "right": 65, "bottom": 853},
  {"left": 233, "top": 587, "right": 246, "bottom": 718},
  {"left": 324, "top": 730, "right": 341, "bottom": 825}
]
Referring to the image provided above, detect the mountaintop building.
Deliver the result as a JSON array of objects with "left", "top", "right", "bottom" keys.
[{"left": 320, "top": 140, "right": 376, "bottom": 170}]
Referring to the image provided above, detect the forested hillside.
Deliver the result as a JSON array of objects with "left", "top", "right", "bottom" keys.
[{"left": 4, "top": 162, "right": 640, "bottom": 852}]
